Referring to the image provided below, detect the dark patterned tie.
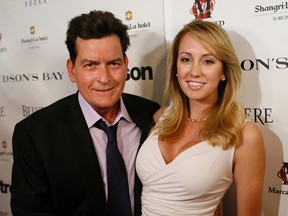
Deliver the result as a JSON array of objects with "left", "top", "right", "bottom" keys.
[{"left": 95, "top": 119, "right": 132, "bottom": 216}]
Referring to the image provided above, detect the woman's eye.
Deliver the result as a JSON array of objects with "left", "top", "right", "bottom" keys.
[
  {"left": 203, "top": 59, "right": 214, "bottom": 64},
  {"left": 180, "top": 57, "right": 191, "bottom": 63}
]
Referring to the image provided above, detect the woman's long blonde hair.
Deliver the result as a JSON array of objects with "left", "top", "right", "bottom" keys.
[{"left": 153, "top": 20, "right": 245, "bottom": 149}]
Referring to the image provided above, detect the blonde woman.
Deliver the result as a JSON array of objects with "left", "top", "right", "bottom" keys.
[{"left": 136, "top": 20, "right": 265, "bottom": 216}]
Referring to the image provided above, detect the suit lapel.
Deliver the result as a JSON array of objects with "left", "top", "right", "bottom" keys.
[
  {"left": 67, "top": 94, "right": 107, "bottom": 215},
  {"left": 122, "top": 95, "right": 154, "bottom": 146},
  {"left": 122, "top": 94, "right": 156, "bottom": 216}
]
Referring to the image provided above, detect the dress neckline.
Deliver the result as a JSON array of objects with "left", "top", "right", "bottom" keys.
[{"left": 155, "top": 135, "right": 206, "bottom": 165}]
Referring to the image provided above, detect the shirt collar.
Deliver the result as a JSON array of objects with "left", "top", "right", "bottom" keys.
[{"left": 78, "top": 92, "right": 132, "bottom": 128}]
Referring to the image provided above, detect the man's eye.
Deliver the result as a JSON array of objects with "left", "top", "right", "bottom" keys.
[
  {"left": 110, "top": 62, "right": 122, "bottom": 68},
  {"left": 85, "top": 63, "right": 94, "bottom": 68}
]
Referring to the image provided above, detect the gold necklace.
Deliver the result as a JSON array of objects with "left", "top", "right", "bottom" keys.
[{"left": 187, "top": 118, "right": 207, "bottom": 123}]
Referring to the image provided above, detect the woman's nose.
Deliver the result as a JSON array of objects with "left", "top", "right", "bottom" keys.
[{"left": 188, "top": 62, "right": 201, "bottom": 77}]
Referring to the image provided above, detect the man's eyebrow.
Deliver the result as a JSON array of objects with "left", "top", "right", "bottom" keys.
[
  {"left": 107, "top": 57, "right": 123, "bottom": 63},
  {"left": 79, "top": 57, "right": 123, "bottom": 65},
  {"left": 80, "top": 59, "right": 99, "bottom": 64}
]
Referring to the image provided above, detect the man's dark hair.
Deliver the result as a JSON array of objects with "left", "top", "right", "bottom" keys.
[{"left": 65, "top": 10, "right": 130, "bottom": 63}]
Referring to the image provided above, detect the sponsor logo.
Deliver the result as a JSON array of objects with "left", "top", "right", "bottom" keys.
[
  {"left": 268, "top": 162, "right": 288, "bottom": 196},
  {"left": 126, "top": 66, "right": 153, "bottom": 81},
  {"left": 30, "top": 26, "right": 36, "bottom": 35},
  {"left": 240, "top": 57, "right": 288, "bottom": 71},
  {"left": 0, "top": 33, "right": 8, "bottom": 54},
  {"left": 0, "top": 141, "right": 12, "bottom": 162},
  {"left": 22, "top": 105, "right": 43, "bottom": 117},
  {"left": 20, "top": 26, "right": 48, "bottom": 49},
  {"left": 0, "top": 72, "right": 65, "bottom": 84},
  {"left": 255, "top": 2, "right": 288, "bottom": 15},
  {"left": 277, "top": 162, "right": 288, "bottom": 185},
  {"left": 189, "top": 1, "right": 225, "bottom": 27},
  {"left": 0, "top": 180, "right": 11, "bottom": 194},
  {"left": 190, "top": 0, "right": 216, "bottom": 19},
  {"left": 268, "top": 187, "right": 288, "bottom": 195},
  {"left": 125, "top": 10, "right": 132, "bottom": 21},
  {"left": 2, "top": 141, "right": 7, "bottom": 149},
  {"left": 124, "top": 10, "right": 152, "bottom": 38},
  {"left": 254, "top": 1, "right": 288, "bottom": 21},
  {"left": 25, "top": 0, "right": 48, "bottom": 7},
  {"left": 244, "top": 108, "right": 273, "bottom": 125}
]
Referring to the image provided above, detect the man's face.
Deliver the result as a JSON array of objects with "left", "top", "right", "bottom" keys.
[{"left": 67, "top": 35, "right": 128, "bottom": 115}]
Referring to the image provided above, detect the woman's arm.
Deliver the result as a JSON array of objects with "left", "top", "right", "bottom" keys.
[{"left": 234, "top": 121, "right": 266, "bottom": 216}]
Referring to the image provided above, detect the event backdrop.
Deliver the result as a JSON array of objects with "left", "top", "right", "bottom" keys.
[{"left": 0, "top": 0, "right": 287, "bottom": 215}]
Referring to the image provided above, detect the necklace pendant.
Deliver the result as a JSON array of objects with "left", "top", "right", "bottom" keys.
[{"left": 187, "top": 118, "right": 207, "bottom": 123}]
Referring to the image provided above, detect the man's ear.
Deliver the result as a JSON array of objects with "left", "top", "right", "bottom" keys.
[
  {"left": 124, "top": 55, "right": 129, "bottom": 68},
  {"left": 66, "top": 59, "right": 76, "bottom": 83}
]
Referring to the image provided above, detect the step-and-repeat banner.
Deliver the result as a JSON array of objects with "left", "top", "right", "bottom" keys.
[{"left": 0, "top": 0, "right": 287, "bottom": 215}]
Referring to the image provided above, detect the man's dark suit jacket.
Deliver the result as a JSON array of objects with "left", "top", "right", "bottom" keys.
[{"left": 10, "top": 92, "right": 160, "bottom": 216}]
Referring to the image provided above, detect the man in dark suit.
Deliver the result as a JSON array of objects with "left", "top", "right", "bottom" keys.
[{"left": 10, "top": 10, "right": 160, "bottom": 216}]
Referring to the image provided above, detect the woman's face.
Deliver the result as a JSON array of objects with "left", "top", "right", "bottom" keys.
[{"left": 176, "top": 32, "right": 225, "bottom": 106}]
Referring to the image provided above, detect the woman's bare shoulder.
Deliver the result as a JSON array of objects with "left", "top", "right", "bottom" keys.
[{"left": 153, "top": 106, "right": 168, "bottom": 122}]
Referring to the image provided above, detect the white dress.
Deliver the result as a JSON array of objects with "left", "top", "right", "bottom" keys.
[{"left": 136, "top": 133, "right": 235, "bottom": 216}]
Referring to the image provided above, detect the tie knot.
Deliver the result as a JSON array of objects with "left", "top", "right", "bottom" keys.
[
  {"left": 95, "top": 119, "right": 108, "bottom": 130},
  {"left": 95, "top": 119, "right": 118, "bottom": 145}
]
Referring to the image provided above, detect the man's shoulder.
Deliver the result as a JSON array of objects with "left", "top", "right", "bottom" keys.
[
  {"left": 122, "top": 93, "right": 159, "bottom": 106},
  {"left": 17, "top": 93, "right": 77, "bottom": 126},
  {"left": 122, "top": 93, "right": 160, "bottom": 115}
]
